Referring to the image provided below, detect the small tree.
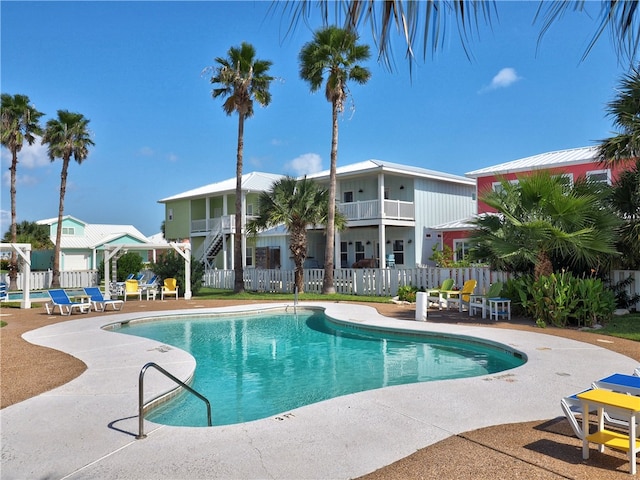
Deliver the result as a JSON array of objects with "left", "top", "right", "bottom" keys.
[{"left": 150, "top": 251, "right": 205, "bottom": 295}]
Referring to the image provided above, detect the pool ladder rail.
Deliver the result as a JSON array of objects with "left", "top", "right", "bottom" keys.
[{"left": 136, "top": 362, "right": 212, "bottom": 439}]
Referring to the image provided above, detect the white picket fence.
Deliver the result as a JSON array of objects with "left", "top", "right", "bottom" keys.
[
  {"left": 1, "top": 270, "right": 99, "bottom": 290},
  {"left": 4, "top": 268, "right": 639, "bottom": 308},
  {"left": 203, "top": 267, "right": 513, "bottom": 297}
]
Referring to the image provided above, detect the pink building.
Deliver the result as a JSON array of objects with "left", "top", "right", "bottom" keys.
[{"left": 435, "top": 146, "right": 633, "bottom": 262}]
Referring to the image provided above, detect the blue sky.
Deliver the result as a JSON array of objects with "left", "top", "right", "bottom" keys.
[{"left": 0, "top": 1, "right": 629, "bottom": 236}]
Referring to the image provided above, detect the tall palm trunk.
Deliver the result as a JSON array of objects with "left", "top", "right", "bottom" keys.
[
  {"left": 290, "top": 226, "right": 307, "bottom": 294},
  {"left": 322, "top": 100, "right": 339, "bottom": 294},
  {"left": 8, "top": 149, "right": 18, "bottom": 290},
  {"left": 51, "top": 156, "right": 70, "bottom": 288},
  {"left": 234, "top": 113, "right": 245, "bottom": 293},
  {"left": 534, "top": 250, "right": 554, "bottom": 280}
]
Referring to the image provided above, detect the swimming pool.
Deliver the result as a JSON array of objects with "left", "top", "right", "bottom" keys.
[
  {"left": 5, "top": 291, "right": 51, "bottom": 301},
  {"left": 116, "top": 309, "right": 526, "bottom": 427}
]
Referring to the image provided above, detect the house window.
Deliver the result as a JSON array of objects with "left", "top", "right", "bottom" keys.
[
  {"left": 392, "top": 239, "right": 404, "bottom": 265},
  {"left": 340, "top": 241, "right": 348, "bottom": 268},
  {"left": 246, "top": 203, "right": 254, "bottom": 216},
  {"left": 384, "top": 188, "right": 389, "bottom": 200},
  {"left": 492, "top": 179, "right": 519, "bottom": 193},
  {"left": 586, "top": 169, "right": 611, "bottom": 185},
  {"left": 168, "top": 208, "right": 173, "bottom": 221},
  {"left": 355, "top": 241, "right": 365, "bottom": 262},
  {"left": 245, "top": 246, "right": 253, "bottom": 267},
  {"left": 553, "top": 173, "right": 573, "bottom": 188},
  {"left": 62, "top": 227, "right": 75, "bottom": 235},
  {"left": 343, "top": 191, "right": 354, "bottom": 203},
  {"left": 453, "top": 239, "right": 471, "bottom": 262}
]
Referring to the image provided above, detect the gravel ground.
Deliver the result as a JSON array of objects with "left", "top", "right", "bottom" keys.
[{"left": 1, "top": 298, "right": 638, "bottom": 479}]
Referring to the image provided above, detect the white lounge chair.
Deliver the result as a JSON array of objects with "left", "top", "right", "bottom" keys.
[
  {"left": 83, "top": 287, "right": 124, "bottom": 311},
  {"left": 45, "top": 289, "right": 90, "bottom": 315},
  {"left": 561, "top": 372, "right": 640, "bottom": 439}
]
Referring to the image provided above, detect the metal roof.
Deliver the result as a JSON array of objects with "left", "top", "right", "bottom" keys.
[
  {"left": 158, "top": 172, "right": 285, "bottom": 202},
  {"left": 37, "top": 216, "right": 149, "bottom": 249},
  {"left": 465, "top": 146, "right": 598, "bottom": 178},
  {"left": 306, "top": 159, "right": 475, "bottom": 185}
]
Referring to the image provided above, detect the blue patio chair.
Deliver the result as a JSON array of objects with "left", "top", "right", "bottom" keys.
[
  {"left": 46, "top": 289, "right": 90, "bottom": 315},
  {"left": 0, "top": 282, "right": 7, "bottom": 301},
  {"left": 83, "top": 287, "right": 124, "bottom": 312}
]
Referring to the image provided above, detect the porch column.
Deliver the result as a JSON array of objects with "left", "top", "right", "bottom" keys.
[
  {"left": 379, "top": 226, "right": 386, "bottom": 267},
  {"left": 335, "top": 230, "right": 341, "bottom": 268},
  {"left": 205, "top": 196, "right": 210, "bottom": 231}
]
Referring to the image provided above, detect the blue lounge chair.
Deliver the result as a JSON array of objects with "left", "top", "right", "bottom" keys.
[
  {"left": 45, "top": 289, "right": 90, "bottom": 315},
  {"left": 83, "top": 287, "right": 124, "bottom": 312},
  {"left": 561, "top": 372, "right": 640, "bottom": 439},
  {"left": 0, "top": 282, "right": 7, "bottom": 301}
]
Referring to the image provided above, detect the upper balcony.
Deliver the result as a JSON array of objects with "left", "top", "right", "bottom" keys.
[
  {"left": 338, "top": 199, "right": 414, "bottom": 221},
  {"left": 190, "top": 199, "right": 414, "bottom": 234}
]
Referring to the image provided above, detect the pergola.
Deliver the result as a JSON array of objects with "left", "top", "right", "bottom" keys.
[
  {"left": 103, "top": 242, "right": 192, "bottom": 300},
  {"left": 0, "top": 243, "right": 32, "bottom": 309}
]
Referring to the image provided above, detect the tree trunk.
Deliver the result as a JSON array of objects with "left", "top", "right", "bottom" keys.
[
  {"left": 534, "top": 250, "right": 553, "bottom": 280},
  {"left": 322, "top": 100, "right": 339, "bottom": 294},
  {"left": 8, "top": 149, "right": 18, "bottom": 290},
  {"left": 233, "top": 113, "right": 245, "bottom": 294},
  {"left": 51, "top": 156, "right": 70, "bottom": 289},
  {"left": 290, "top": 226, "right": 306, "bottom": 294}
]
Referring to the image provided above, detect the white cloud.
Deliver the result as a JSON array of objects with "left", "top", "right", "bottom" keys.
[
  {"left": 1, "top": 136, "right": 49, "bottom": 169},
  {"left": 138, "top": 146, "right": 154, "bottom": 156},
  {"left": 284, "top": 153, "right": 323, "bottom": 176},
  {"left": 480, "top": 67, "right": 522, "bottom": 93},
  {"left": 0, "top": 210, "right": 9, "bottom": 236},
  {"left": 2, "top": 169, "right": 40, "bottom": 188},
  {"left": 167, "top": 152, "right": 179, "bottom": 162}
]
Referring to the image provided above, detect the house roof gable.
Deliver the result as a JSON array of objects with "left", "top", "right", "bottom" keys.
[
  {"left": 465, "top": 146, "right": 598, "bottom": 178},
  {"left": 158, "top": 172, "right": 285, "bottom": 203}
]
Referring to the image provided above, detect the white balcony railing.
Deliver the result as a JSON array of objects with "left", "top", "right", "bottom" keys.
[
  {"left": 338, "top": 199, "right": 414, "bottom": 221},
  {"left": 191, "top": 215, "right": 235, "bottom": 234}
]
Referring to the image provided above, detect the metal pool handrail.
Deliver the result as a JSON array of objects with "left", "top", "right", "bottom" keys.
[{"left": 136, "top": 362, "right": 212, "bottom": 439}]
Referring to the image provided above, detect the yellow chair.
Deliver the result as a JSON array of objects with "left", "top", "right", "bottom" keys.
[
  {"left": 124, "top": 279, "right": 142, "bottom": 301},
  {"left": 447, "top": 279, "right": 478, "bottom": 312},
  {"left": 161, "top": 278, "right": 179, "bottom": 300}
]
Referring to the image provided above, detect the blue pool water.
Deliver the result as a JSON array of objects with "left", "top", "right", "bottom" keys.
[
  {"left": 116, "top": 310, "right": 525, "bottom": 427},
  {"left": 5, "top": 291, "right": 51, "bottom": 301}
]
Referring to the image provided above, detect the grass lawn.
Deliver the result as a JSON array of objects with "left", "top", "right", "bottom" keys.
[{"left": 597, "top": 312, "right": 640, "bottom": 342}]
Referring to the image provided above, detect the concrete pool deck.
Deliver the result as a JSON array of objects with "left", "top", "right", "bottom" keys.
[{"left": 1, "top": 302, "right": 638, "bottom": 479}]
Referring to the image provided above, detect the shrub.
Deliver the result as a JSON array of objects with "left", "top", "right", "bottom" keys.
[
  {"left": 150, "top": 251, "right": 205, "bottom": 295},
  {"left": 505, "top": 272, "right": 616, "bottom": 328},
  {"left": 397, "top": 284, "right": 419, "bottom": 302}
]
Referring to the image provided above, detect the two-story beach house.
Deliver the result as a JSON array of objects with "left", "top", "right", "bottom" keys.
[
  {"left": 158, "top": 160, "right": 477, "bottom": 270},
  {"left": 435, "top": 146, "right": 634, "bottom": 260}
]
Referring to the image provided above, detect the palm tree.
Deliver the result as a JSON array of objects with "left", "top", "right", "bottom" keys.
[
  {"left": 277, "top": 1, "right": 639, "bottom": 69},
  {"left": 299, "top": 26, "right": 371, "bottom": 294},
  {"left": 2, "top": 221, "right": 53, "bottom": 250},
  {"left": 470, "top": 171, "right": 620, "bottom": 279},
  {"left": 1, "top": 93, "right": 44, "bottom": 290},
  {"left": 207, "top": 42, "right": 274, "bottom": 294},
  {"left": 247, "top": 176, "right": 346, "bottom": 294},
  {"left": 41, "top": 110, "right": 94, "bottom": 288},
  {"left": 609, "top": 158, "right": 640, "bottom": 269},
  {"left": 597, "top": 66, "right": 640, "bottom": 166}
]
